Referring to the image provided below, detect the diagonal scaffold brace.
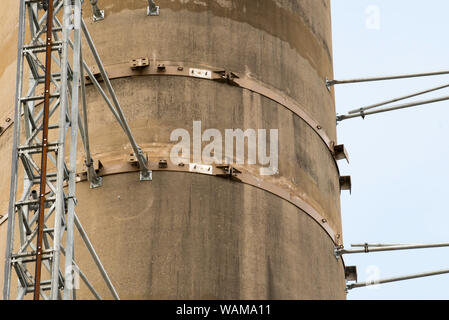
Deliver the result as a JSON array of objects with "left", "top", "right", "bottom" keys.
[{"left": 3, "top": 0, "right": 148, "bottom": 300}]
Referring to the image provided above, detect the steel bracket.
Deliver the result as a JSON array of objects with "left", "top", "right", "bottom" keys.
[
  {"left": 90, "top": 176, "right": 103, "bottom": 189},
  {"left": 131, "top": 57, "right": 149, "bottom": 70},
  {"left": 158, "top": 160, "right": 168, "bottom": 169},
  {"left": 334, "top": 245, "right": 344, "bottom": 259},
  {"left": 339, "top": 176, "right": 352, "bottom": 194},
  {"left": 147, "top": 1, "right": 160, "bottom": 16},
  {"left": 85, "top": 159, "right": 103, "bottom": 189},
  {"left": 90, "top": 0, "right": 104, "bottom": 22},
  {"left": 216, "top": 165, "right": 242, "bottom": 180},
  {"left": 333, "top": 144, "right": 350, "bottom": 163},
  {"left": 140, "top": 170, "right": 153, "bottom": 181},
  {"left": 325, "top": 77, "right": 335, "bottom": 90},
  {"left": 345, "top": 266, "right": 358, "bottom": 282},
  {"left": 214, "top": 70, "right": 240, "bottom": 86},
  {"left": 92, "top": 9, "right": 104, "bottom": 22}
]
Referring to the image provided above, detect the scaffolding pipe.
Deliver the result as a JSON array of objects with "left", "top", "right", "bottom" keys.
[
  {"left": 338, "top": 242, "right": 449, "bottom": 256},
  {"left": 348, "top": 82, "right": 449, "bottom": 114},
  {"left": 348, "top": 269, "right": 449, "bottom": 290},
  {"left": 327, "top": 69, "right": 449, "bottom": 87},
  {"left": 351, "top": 243, "right": 409, "bottom": 248},
  {"left": 3, "top": 0, "right": 26, "bottom": 300},
  {"left": 337, "top": 94, "right": 449, "bottom": 121},
  {"left": 79, "top": 49, "right": 102, "bottom": 188},
  {"left": 74, "top": 213, "right": 120, "bottom": 300},
  {"left": 81, "top": 19, "right": 151, "bottom": 180}
]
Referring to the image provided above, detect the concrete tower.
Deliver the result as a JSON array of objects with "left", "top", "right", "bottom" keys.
[{"left": 0, "top": 0, "right": 346, "bottom": 299}]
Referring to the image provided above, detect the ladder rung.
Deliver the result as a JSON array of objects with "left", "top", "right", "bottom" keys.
[
  {"left": 12, "top": 250, "right": 54, "bottom": 259},
  {"left": 23, "top": 41, "right": 63, "bottom": 53},
  {"left": 25, "top": 280, "right": 53, "bottom": 293},
  {"left": 18, "top": 143, "right": 60, "bottom": 154},
  {"left": 12, "top": 253, "right": 54, "bottom": 264},
  {"left": 20, "top": 94, "right": 60, "bottom": 103},
  {"left": 15, "top": 197, "right": 56, "bottom": 207},
  {"left": 32, "top": 177, "right": 58, "bottom": 185}
]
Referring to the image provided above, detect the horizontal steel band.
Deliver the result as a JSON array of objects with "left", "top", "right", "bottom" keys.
[
  {"left": 0, "top": 160, "right": 342, "bottom": 245},
  {"left": 0, "top": 62, "right": 341, "bottom": 170},
  {"left": 87, "top": 61, "right": 338, "bottom": 160},
  {"left": 75, "top": 160, "right": 342, "bottom": 246}
]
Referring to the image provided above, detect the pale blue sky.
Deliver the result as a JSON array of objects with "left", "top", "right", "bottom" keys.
[{"left": 331, "top": 0, "right": 449, "bottom": 299}]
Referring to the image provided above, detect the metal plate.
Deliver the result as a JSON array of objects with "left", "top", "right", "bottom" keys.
[
  {"left": 189, "top": 68, "right": 212, "bottom": 79},
  {"left": 189, "top": 163, "right": 213, "bottom": 175}
]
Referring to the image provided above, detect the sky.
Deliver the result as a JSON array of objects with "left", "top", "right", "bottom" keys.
[{"left": 331, "top": 0, "right": 449, "bottom": 300}]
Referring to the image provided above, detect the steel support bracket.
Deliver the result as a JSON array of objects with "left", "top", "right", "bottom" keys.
[
  {"left": 140, "top": 170, "right": 153, "bottom": 181},
  {"left": 38, "top": 0, "right": 49, "bottom": 11},
  {"left": 333, "top": 144, "right": 350, "bottom": 163},
  {"left": 345, "top": 266, "right": 358, "bottom": 282},
  {"left": 214, "top": 70, "right": 240, "bottom": 86},
  {"left": 90, "top": 0, "right": 104, "bottom": 22},
  {"left": 325, "top": 77, "right": 335, "bottom": 90},
  {"left": 339, "top": 176, "right": 352, "bottom": 194},
  {"left": 85, "top": 159, "right": 103, "bottom": 189},
  {"left": 130, "top": 57, "right": 149, "bottom": 70},
  {"left": 147, "top": 1, "right": 160, "bottom": 16},
  {"left": 158, "top": 160, "right": 168, "bottom": 169},
  {"left": 334, "top": 245, "right": 344, "bottom": 259},
  {"left": 216, "top": 165, "right": 242, "bottom": 180},
  {"left": 90, "top": 176, "right": 103, "bottom": 189},
  {"left": 138, "top": 152, "right": 152, "bottom": 181}
]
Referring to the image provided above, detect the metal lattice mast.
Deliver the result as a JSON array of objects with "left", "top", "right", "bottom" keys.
[{"left": 2, "top": 0, "right": 124, "bottom": 300}]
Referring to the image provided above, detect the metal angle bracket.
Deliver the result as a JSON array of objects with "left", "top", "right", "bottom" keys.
[
  {"left": 90, "top": 0, "right": 104, "bottom": 22},
  {"left": 138, "top": 152, "right": 152, "bottom": 181},
  {"left": 334, "top": 245, "right": 344, "bottom": 259},
  {"left": 214, "top": 70, "right": 240, "bottom": 86},
  {"left": 130, "top": 57, "right": 150, "bottom": 70},
  {"left": 90, "top": 176, "right": 103, "bottom": 189},
  {"left": 325, "top": 77, "right": 333, "bottom": 91},
  {"left": 216, "top": 165, "right": 242, "bottom": 180},
  {"left": 127, "top": 151, "right": 152, "bottom": 181},
  {"left": 140, "top": 170, "right": 153, "bottom": 181},
  {"left": 147, "top": 0, "right": 160, "bottom": 16},
  {"left": 85, "top": 159, "right": 103, "bottom": 189},
  {"left": 345, "top": 266, "right": 358, "bottom": 282},
  {"left": 333, "top": 144, "right": 350, "bottom": 163},
  {"left": 93, "top": 9, "right": 104, "bottom": 22},
  {"left": 339, "top": 176, "right": 352, "bottom": 194}
]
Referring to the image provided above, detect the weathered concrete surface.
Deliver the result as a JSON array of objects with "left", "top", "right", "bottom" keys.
[
  {"left": 0, "top": 0, "right": 346, "bottom": 299},
  {"left": 74, "top": 172, "right": 345, "bottom": 300}
]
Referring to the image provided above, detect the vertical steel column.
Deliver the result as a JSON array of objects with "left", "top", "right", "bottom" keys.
[
  {"left": 49, "top": 0, "right": 71, "bottom": 300},
  {"left": 4, "top": 0, "right": 119, "bottom": 300},
  {"left": 3, "top": 0, "right": 26, "bottom": 300},
  {"left": 64, "top": 0, "right": 82, "bottom": 300}
]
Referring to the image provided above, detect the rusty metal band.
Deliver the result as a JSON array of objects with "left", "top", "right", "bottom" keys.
[
  {"left": 75, "top": 160, "right": 342, "bottom": 246},
  {"left": 86, "top": 61, "right": 338, "bottom": 159},
  {"left": 0, "top": 62, "right": 341, "bottom": 169},
  {"left": 0, "top": 161, "right": 342, "bottom": 245}
]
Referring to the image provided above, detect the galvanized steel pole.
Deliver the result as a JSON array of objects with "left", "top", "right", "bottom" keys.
[{"left": 348, "top": 269, "right": 449, "bottom": 290}]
